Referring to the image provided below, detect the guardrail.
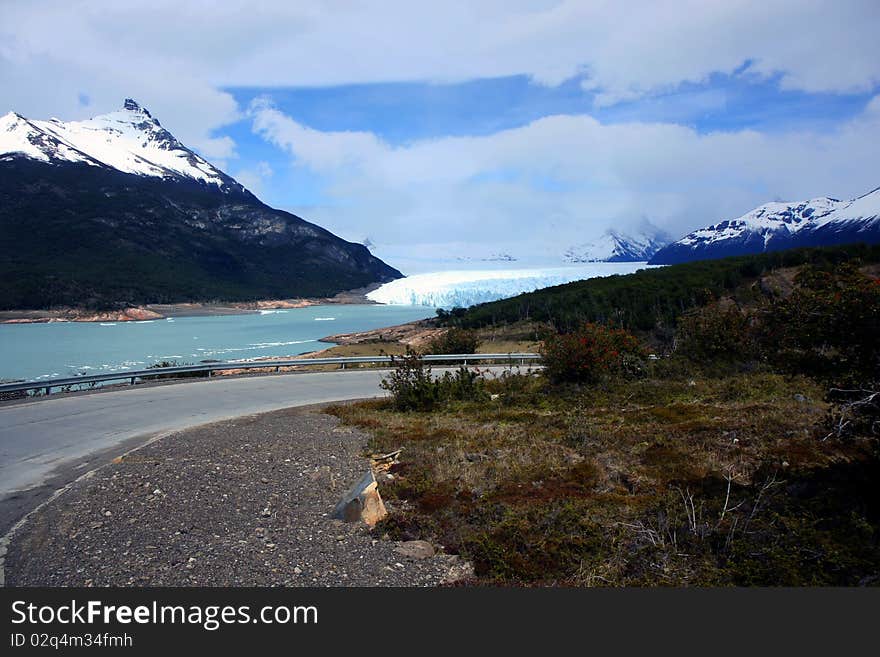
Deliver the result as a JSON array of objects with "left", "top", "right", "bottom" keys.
[{"left": 0, "top": 353, "right": 543, "bottom": 396}]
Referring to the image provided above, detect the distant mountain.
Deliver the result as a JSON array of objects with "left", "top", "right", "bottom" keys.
[
  {"left": 564, "top": 228, "right": 668, "bottom": 263},
  {"left": 0, "top": 100, "right": 401, "bottom": 309},
  {"left": 650, "top": 187, "right": 880, "bottom": 265}
]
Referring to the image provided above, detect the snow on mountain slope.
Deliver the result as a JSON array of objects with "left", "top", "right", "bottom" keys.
[
  {"left": 649, "top": 186, "right": 880, "bottom": 265},
  {"left": 819, "top": 186, "right": 880, "bottom": 228},
  {"left": 676, "top": 197, "right": 842, "bottom": 248},
  {"left": 0, "top": 112, "right": 102, "bottom": 166},
  {"left": 0, "top": 99, "right": 239, "bottom": 191},
  {"left": 565, "top": 229, "right": 667, "bottom": 263},
  {"left": 367, "top": 263, "right": 653, "bottom": 307}
]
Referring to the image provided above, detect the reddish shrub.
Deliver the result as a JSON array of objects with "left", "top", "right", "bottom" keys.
[{"left": 540, "top": 323, "right": 646, "bottom": 384}]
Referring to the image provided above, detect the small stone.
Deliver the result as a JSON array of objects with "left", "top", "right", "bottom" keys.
[
  {"left": 293, "top": 566, "right": 302, "bottom": 575},
  {"left": 152, "top": 489, "right": 162, "bottom": 495},
  {"left": 103, "top": 510, "right": 112, "bottom": 517}
]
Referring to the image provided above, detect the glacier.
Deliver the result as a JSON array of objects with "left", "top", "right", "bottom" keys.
[{"left": 367, "top": 263, "right": 654, "bottom": 307}]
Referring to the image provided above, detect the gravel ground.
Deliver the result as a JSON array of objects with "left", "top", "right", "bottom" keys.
[{"left": 4, "top": 407, "right": 471, "bottom": 586}]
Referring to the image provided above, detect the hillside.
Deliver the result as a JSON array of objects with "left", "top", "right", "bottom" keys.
[
  {"left": 328, "top": 242, "right": 880, "bottom": 587},
  {"left": 436, "top": 243, "right": 880, "bottom": 332}
]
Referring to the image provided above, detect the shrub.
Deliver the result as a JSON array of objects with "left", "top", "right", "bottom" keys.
[
  {"left": 145, "top": 360, "right": 208, "bottom": 379},
  {"left": 380, "top": 351, "right": 438, "bottom": 411},
  {"left": 675, "top": 302, "right": 756, "bottom": 362},
  {"left": 425, "top": 328, "right": 480, "bottom": 355},
  {"left": 540, "top": 323, "right": 646, "bottom": 384},
  {"left": 760, "top": 263, "right": 880, "bottom": 384},
  {"left": 380, "top": 351, "right": 488, "bottom": 411}
]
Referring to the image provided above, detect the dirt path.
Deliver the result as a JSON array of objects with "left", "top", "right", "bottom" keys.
[{"left": 3, "top": 407, "right": 470, "bottom": 586}]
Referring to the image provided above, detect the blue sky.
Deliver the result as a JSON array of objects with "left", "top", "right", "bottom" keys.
[
  {"left": 4, "top": 1, "right": 880, "bottom": 268},
  {"left": 220, "top": 72, "right": 878, "bottom": 248},
  {"left": 226, "top": 72, "right": 874, "bottom": 146}
]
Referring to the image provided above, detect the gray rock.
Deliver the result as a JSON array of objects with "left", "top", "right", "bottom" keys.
[{"left": 394, "top": 540, "right": 435, "bottom": 559}]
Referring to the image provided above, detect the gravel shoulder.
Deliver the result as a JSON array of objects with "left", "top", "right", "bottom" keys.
[{"left": 3, "top": 406, "right": 470, "bottom": 586}]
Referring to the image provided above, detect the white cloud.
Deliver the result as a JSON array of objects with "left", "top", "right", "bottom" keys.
[
  {"left": 2, "top": 1, "right": 878, "bottom": 265},
  {"left": 251, "top": 96, "right": 880, "bottom": 260},
  {"left": 2, "top": 1, "right": 878, "bottom": 142}
]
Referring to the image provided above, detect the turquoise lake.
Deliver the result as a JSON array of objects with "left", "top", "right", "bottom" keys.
[{"left": 0, "top": 304, "right": 434, "bottom": 383}]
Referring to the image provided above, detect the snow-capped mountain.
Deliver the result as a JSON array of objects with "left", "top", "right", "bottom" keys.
[
  {"left": 0, "top": 99, "right": 245, "bottom": 193},
  {"left": 0, "top": 100, "right": 401, "bottom": 309},
  {"left": 564, "top": 229, "right": 668, "bottom": 263},
  {"left": 650, "top": 187, "right": 880, "bottom": 264}
]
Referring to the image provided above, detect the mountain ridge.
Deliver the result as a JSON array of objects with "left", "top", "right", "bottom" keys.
[
  {"left": 650, "top": 187, "right": 880, "bottom": 264},
  {"left": 0, "top": 100, "right": 402, "bottom": 310}
]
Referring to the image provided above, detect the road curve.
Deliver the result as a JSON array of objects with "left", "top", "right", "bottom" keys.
[
  {"left": 0, "top": 366, "right": 526, "bottom": 500},
  {"left": 0, "top": 369, "right": 397, "bottom": 498}
]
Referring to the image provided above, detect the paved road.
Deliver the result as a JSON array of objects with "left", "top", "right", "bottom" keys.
[
  {"left": 0, "top": 370, "right": 398, "bottom": 498},
  {"left": 0, "top": 366, "right": 524, "bottom": 500}
]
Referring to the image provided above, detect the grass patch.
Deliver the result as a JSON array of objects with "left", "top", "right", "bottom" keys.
[{"left": 327, "top": 371, "right": 880, "bottom": 585}]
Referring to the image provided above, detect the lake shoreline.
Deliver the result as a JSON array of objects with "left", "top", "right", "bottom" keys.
[
  {"left": 0, "top": 286, "right": 381, "bottom": 324},
  {"left": 0, "top": 303, "right": 436, "bottom": 384}
]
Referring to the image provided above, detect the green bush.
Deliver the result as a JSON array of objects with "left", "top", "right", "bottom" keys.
[
  {"left": 145, "top": 360, "right": 209, "bottom": 379},
  {"left": 425, "top": 328, "right": 480, "bottom": 355},
  {"left": 760, "top": 262, "right": 880, "bottom": 384},
  {"left": 380, "top": 351, "right": 488, "bottom": 411},
  {"left": 540, "top": 323, "right": 646, "bottom": 384},
  {"left": 675, "top": 302, "right": 756, "bottom": 362}
]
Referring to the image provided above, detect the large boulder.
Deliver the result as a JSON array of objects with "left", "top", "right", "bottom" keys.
[{"left": 332, "top": 469, "right": 387, "bottom": 527}]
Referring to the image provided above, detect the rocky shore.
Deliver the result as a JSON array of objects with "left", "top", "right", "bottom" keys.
[{"left": 319, "top": 320, "right": 443, "bottom": 350}]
